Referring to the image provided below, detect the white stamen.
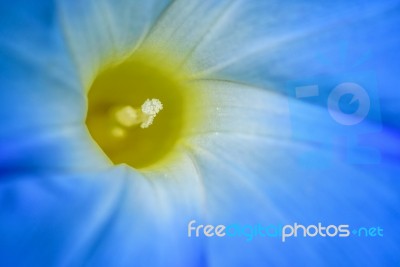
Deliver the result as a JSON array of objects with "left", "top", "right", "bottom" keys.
[
  {"left": 113, "top": 99, "right": 163, "bottom": 129},
  {"left": 115, "top": 106, "right": 139, "bottom": 127},
  {"left": 140, "top": 99, "right": 163, "bottom": 128}
]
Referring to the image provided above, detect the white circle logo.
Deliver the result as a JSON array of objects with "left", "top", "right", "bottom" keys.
[{"left": 327, "top": 82, "right": 370, "bottom": 126}]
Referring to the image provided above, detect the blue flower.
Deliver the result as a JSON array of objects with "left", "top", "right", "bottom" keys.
[{"left": 1, "top": 0, "right": 400, "bottom": 266}]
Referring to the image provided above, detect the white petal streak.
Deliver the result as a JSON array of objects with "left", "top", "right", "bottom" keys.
[
  {"left": 185, "top": 140, "right": 286, "bottom": 221},
  {"left": 142, "top": 146, "right": 207, "bottom": 219},
  {"left": 185, "top": 79, "right": 291, "bottom": 138},
  {"left": 57, "top": 0, "right": 173, "bottom": 86},
  {"left": 140, "top": 0, "right": 236, "bottom": 67},
  {"left": 181, "top": 0, "right": 398, "bottom": 78}
]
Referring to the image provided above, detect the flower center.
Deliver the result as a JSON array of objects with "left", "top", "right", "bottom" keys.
[{"left": 85, "top": 56, "right": 192, "bottom": 169}]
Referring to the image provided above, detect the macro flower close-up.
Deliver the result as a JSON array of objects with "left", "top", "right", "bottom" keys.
[{"left": 1, "top": 0, "right": 400, "bottom": 266}]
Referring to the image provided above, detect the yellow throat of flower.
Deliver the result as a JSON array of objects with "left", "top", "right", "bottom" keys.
[{"left": 85, "top": 51, "right": 202, "bottom": 170}]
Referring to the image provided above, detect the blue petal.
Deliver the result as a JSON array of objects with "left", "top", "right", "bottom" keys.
[
  {"left": 58, "top": 0, "right": 173, "bottom": 85},
  {"left": 186, "top": 133, "right": 400, "bottom": 266},
  {"left": 0, "top": 0, "right": 108, "bottom": 172},
  {"left": 0, "top": 165, "right": 208, "bottom": 267},
  {"left": 140, "top": 0, "right": 236, "bottom": 66},
  {"left": 2, "top": 1, "right": 400, "bottom": 266},
  {"left": 177, "top": 0, "right": 400, "bottom": 129},
  {"left": 183, "top": 80, "right": 400, "bottom": 266}
]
